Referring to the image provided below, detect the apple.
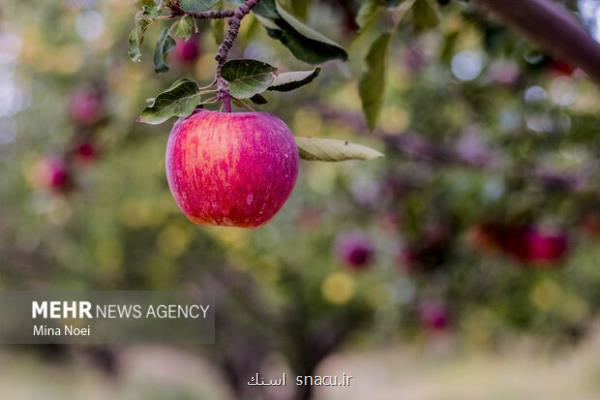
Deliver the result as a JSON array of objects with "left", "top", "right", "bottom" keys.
[
  {"left": 549, "top": 59, "right": 576, "bottom": 76},
  {"left": 37, "top": 158, "right": 71, "bottom": 192},
  {"left": 74, "top": 141, "right": 97, "bottom": 162},
  {"left": 470, "top": 222, "right": 568, "bottom": 265},
  {"left": 165, "top": 110, "right": 299, "bottom": 227},
  {"left": 173, "top": 37, "right": 201, "bottom": 65},
  {"left": 419, "top": 300, "right": 449, "bottom": 332},
  {"left": 521, "top": 227, "right": 568, "bottom": 264},
  {"left": 68, "top": 87, "right": 104, "bottom": 126},
  {"left": 335, "top": 231, "right": 375, "bottom": 270}
]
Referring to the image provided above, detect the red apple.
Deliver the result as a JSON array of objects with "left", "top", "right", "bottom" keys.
[
  {"left": 165, "top": 110, "right": 299, "bottom": 227},
  {"left": 173, "top": 37, "right": 201, "bottom": 65},
  {"left": 37, "top": 158, "right": 71, "bottom": 192},
  {"left": 419, "top": 300, "right": 449, "bottom": 332},
  {"left": 521, "top": 227, "right": 568, "bottom": 264},
  {"left": 334, "top": 231, "right": 375, "bottom": 270},
  {"left": 68, "top": 87, "right": 104, "bottom": 126},
  {"left": 549, "top": 60, "right": 576, "bottom": 76},
  {"left": 74, "top": 141, "right": 98, "bottom": 162}
]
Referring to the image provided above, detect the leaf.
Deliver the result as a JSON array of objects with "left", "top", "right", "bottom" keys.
[
  {"left": 153, "top": 27, "right": 176, "bottom": 73},
  {"left": 179, "top": 0, "right": 221, "bottom": 13},
  {"left": 268, "top": 1, "right": 348, "bottom": 64},
  {"left": 174, "top": 15, "right": 194, "bottom": 40},
  {"left": 413, "top": 0, "right": 440, "bottom": 31},
  {"left": 128, "top": 11, "right": 153, "bottom": 62},
  {"left": 268, "top": 68, "right": 320, "bottom": 92},
  {"left": 295, "top": 137, "right": 384, "bottom": 162},
  {"left": 356, "top": 0, "right": 384, "bottom": 29},
  {"left": 250, "top": 93, "right": 268, "bottom": 104},
  {"left": 359, "top": 33, "right": 391, "bottom": 131},
  {"left": 221, "top": 59, "right": 277, "bottom": 99},
  {"left": 138, "top": 78, "right": 212, "bottom": 124},
  {"left": 356, "top": 0, "right": 405, "bottom": 29}
]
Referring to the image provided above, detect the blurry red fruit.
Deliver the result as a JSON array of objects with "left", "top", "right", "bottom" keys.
[
  {"left": 549, "top": 60, "right": 576, "bottom": 76},
  {"left": 68, "top": 87, "right": 104, "bottom": 126},
  {"left": 419, "top": 300, "right": 449, "bottom": 332},
  {"left": 521, "top": 228, "right": 568, "bottom": 265},
  {"left": 166, "top": 110, "right": 299, "bottom": 227},
  {"left": 335, "top": 231, "right": 375, "bottom": 270},
  {"left": 74, "top": 141, "right": 98, "bottom": 162},
  {"left": 173, "top": 37, "right": 201, "bottom": 65},
  {"left": 38, "top": 158, "right": 71, "bottom": 192}
]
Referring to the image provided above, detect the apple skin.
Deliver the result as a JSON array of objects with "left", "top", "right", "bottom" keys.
[
  {"left": 334, "top": 231, "right": 375, "bottom": 270},
  {"left": 166, "top": 110, "right": 299, "bottom": 227}
]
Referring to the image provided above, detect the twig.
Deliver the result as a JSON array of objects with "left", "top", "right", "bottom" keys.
[
  {"left": 188, "top": 9, "right": 235, "bottom": 19},
  {"left": 214, "top": 0, "right": 262, "bottom": 112},
  {"left": 474, "top": 0, "right": 600, "bottom": 87}
]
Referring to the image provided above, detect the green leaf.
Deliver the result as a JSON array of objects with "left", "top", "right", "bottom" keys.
[
  {"left": 413, "top": 0, "right": 440, "bottom": 31},
  {"left": 359, "top": 33, "right": 391, "bottom": 131},
  {"left": 356, "top": 0, "right": 405, "bottom": 29},
  {"left": 138, "top": 78, "right": 213, "bottom": 125},
  {"left": 153, "top": 27, "right": 176, "bottom": 73},
  {"left": 174, "top": 15, "right": 194, "bottom": 40},
  {"left": 128, "top": 11, "right": 153, "bottom": 62},
  {"left": 180, "top": 0, "right": 221, "bottom": 13},
  {"left": 356, "top": 0, "right": 384, "bottom": 29},
  {"left": 268, "top": 68, "right": 320, "bottom": 91},
  {"left": 268, "top": 1, "right": 348, "bottom": 64},
  {"left": 221, "top": 59, "right": 277, "bottom": 99},
  {"left": 295, "top": 137, "right": 384, "bottom": 161},
  {"left": 250, "top": 93, "right": 268, "bottom": 104}
]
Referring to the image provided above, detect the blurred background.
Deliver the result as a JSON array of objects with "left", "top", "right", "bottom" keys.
[{"left": 2, "top": 0, "right": 600, "bottom": 399}]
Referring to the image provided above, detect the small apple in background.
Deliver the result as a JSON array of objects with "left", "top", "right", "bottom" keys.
[
  {"left": 334, "top": 231, "right": 375, "bottom": 270},
  {"left": 469, "top": 222, "right": 568, "bottom": 266},
  {"left": 549, "top": 59, "right": 576, "bottom": 77},
  {"left": 68, "top": 86, "right": 105, "bottom": 126},
  {"left": 73, "top": 140, "right": 98, "bottom": 163},
  {"left": 419, "top": 300, "right": 450, "bottom": 332},
  {"left": 166, "top": 110, "right": 299, "bottom": 227},
  {"left": 173, "top": 37, "right": 201, "bottom": 65},
  {"left": 35, "top": 157, "right": 72, "bottom": 193},
  {"left": 520, "top": 227, "right": 568, "bottom": 265}
]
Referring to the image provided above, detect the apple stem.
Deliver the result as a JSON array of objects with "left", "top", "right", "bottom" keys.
[
  {"left": 223, "top": 92, "right": 232, "bottom": 112},
  {"left": 214, "top": 0, "right": 261, "bottom": 111}
]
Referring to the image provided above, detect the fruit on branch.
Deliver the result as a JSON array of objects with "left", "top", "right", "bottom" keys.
[
  {"left": 418, "top": 300, "right": 450, "bottom": 332},
  {"left": 173, "top": 37, "right": 201, "bottom": 65},
  {"left": 335, "top": 231, "right": 375, "bottom": 270},
  {"left": 35, "top": 157, "right": 72, "bottom": 192},
  {"left": 74, "top": 141, "right": 98, "bottom": 163},
  {"left": 165, "top": 110, "right": 299, "bottom": 227},
  {"left": 68, "top": 86, "right": 105, "bottom": 126},
  {"left": 470, "top": 223, "right": 568, "bottom": 266}
]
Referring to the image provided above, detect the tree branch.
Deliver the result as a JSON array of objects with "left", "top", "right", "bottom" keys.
[
  {"left": 314, "top": 105, "right": 588, "bottom": 192},
  {"left": 474, "top": 0, "right": 600, "bottom": 86},
  {"left": 214, "top": 0, "right": 261, "bottom": 112}
]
